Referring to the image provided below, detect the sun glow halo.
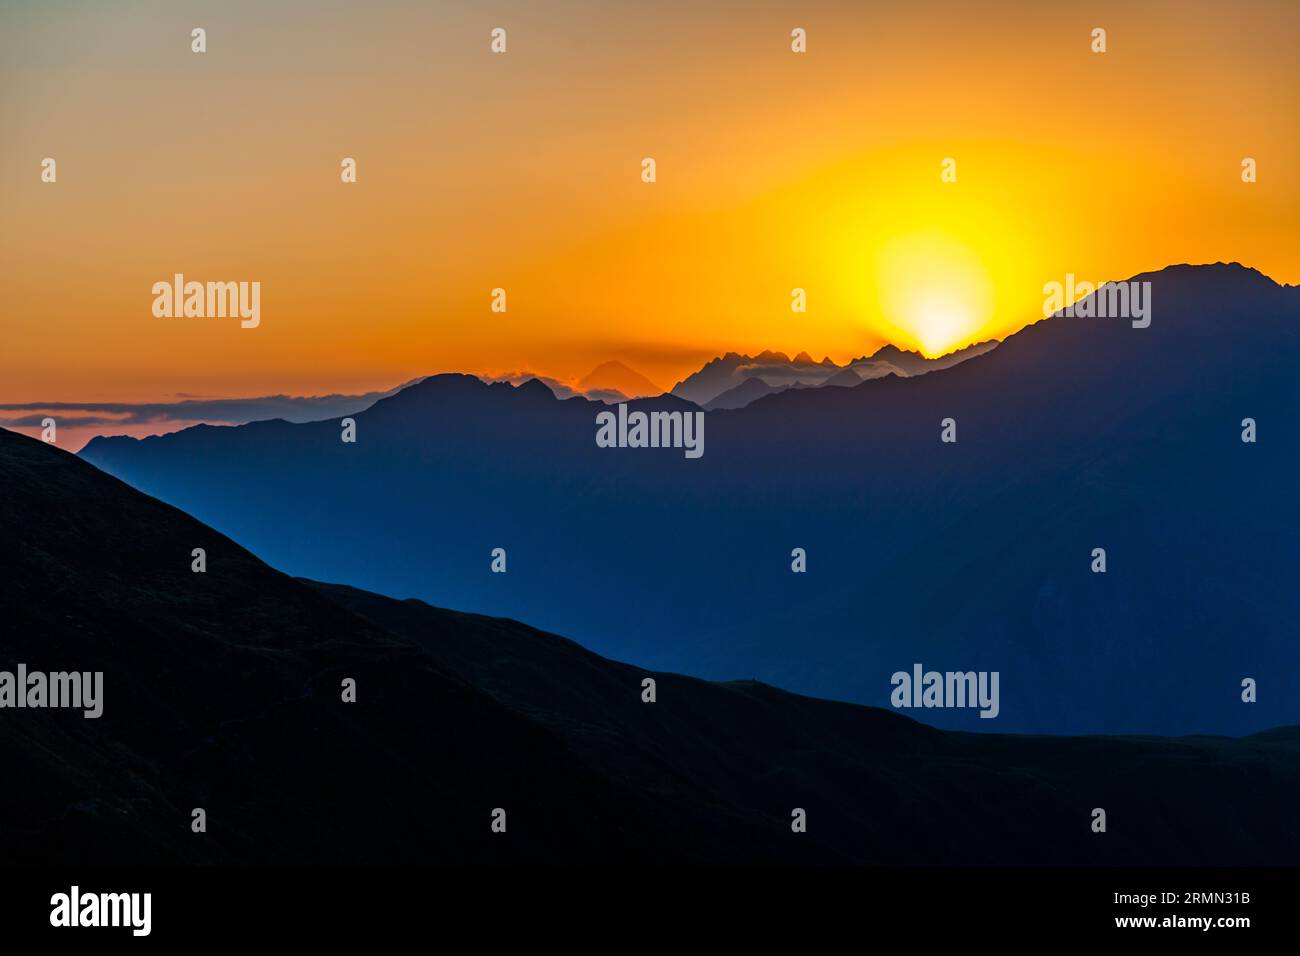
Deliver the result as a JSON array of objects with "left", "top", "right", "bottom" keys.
[{"left": 874, "top": 232, "right": 997, "bottom": 357}]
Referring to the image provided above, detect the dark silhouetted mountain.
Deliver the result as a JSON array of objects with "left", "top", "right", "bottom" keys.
[
  {"left": 0, "top": 427, "right": 673, "bottom": 865},
  {"left": 11, "top": 426, "right": 1300, "bottom": 864},
  {"left": 80, "top": 263, "right": 1300, "bottom": 735}
]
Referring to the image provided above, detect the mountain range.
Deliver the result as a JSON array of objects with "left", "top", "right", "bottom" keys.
[
  {"left": 672, "top": 341, "right": 998, "bottom": 407},
  {"left": 5, "top": 425, "right": 1299, "bottom": 864},
  {"left": 2, "top": 346, "right": 995, "bottom": 453},
  {"left": 79, "top": 263, "right": 1300, "bottom": 736},
  {"left": 486, "top": 346, "right": 998, "bottom": 410}
]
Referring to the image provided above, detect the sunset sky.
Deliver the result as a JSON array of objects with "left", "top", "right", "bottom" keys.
[{"left": 2, "top": 0, "right": 1298, "bottom": 415}]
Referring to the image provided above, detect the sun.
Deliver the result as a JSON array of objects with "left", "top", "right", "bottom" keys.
[{"left": 874, "top": 231, "right": 997, "bottom": 357}]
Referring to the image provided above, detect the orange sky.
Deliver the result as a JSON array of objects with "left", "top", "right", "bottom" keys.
[{"left": 2, "top": 0, "right": 1298, "bottom": 404}]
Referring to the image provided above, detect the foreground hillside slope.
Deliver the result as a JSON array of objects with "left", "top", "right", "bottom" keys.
[{"left": 0, "top": 428, "right": 669, "bottom": 864}]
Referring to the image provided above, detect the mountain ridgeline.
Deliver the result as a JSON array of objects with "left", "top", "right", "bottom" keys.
[
  {"left": 80, "top": 264, "right": 1300, "bottom": 735},
  {"left": 3, "top": 426, "right": 1300, "bottom": 864},
  {"left": 672, "top": 340, "right": 998, "bottom": 407}
]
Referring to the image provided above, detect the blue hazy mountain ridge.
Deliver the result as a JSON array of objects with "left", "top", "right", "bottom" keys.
[{"left": 80, "top": 263, "right": 1300, "bottom": 735}]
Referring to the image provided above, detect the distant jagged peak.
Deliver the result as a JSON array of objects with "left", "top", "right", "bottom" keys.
[
  {"left": 576, "top": 360, "right": 663, "bottom": 398},
  {"left": 865, "top": 343, "right": 920, "bottom": 361}
]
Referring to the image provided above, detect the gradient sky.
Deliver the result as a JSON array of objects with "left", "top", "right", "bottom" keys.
[{"left": 3, "top": 0, "right": 1298, "bottom": 408}]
